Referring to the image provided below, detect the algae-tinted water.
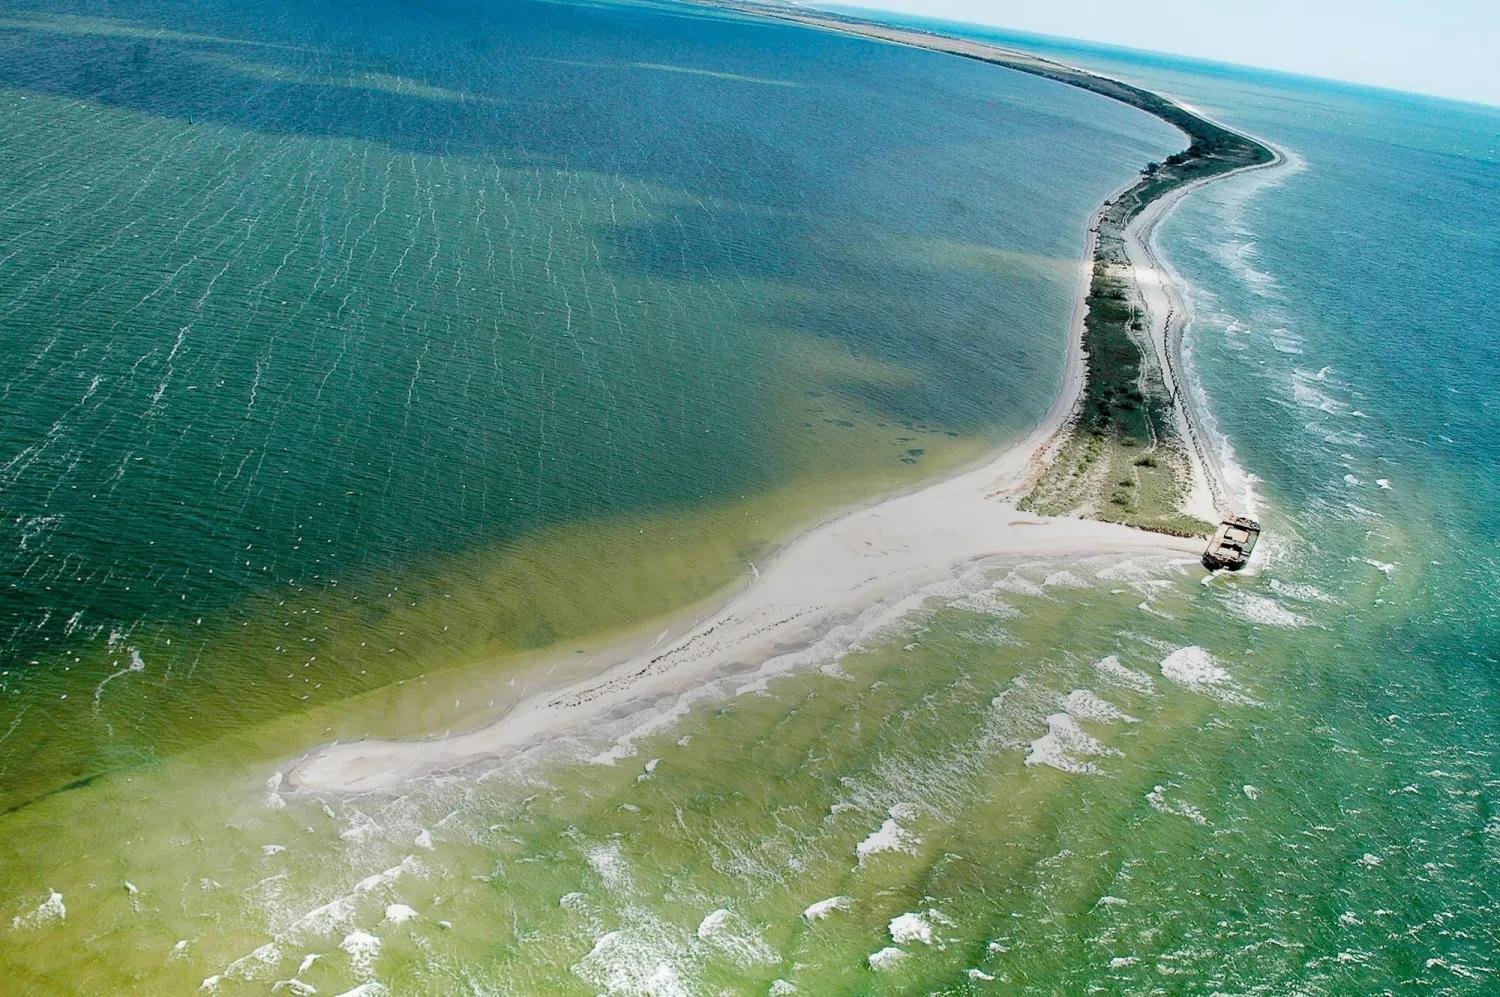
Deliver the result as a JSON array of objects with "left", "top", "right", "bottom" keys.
[
  {"left": 0, "top": 0, "right": 1178, "bottom": 810},
  {"left": 5, "top": 3, "right": 1500, "bottom": 996}
]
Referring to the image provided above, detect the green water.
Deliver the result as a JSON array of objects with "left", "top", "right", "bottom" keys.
[
  {"left": 0, "top": 0, "right": 1178, "bottom": 813},
  {"left": 5, "top": 2, "right": 1500, "bottom": 996},
  {"left": 6, "top": 546, "right": 1477, "bottom": 995}
]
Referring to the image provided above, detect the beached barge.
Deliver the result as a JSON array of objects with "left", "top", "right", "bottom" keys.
[{"left": 1203, "top": 517, "right": 1260, "bottom": 571}]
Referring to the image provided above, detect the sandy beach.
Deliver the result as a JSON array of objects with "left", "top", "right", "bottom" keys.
[
  {"left": 1125, "top": 142, "right": 1288, "bottom": 519},
  {"left": 286, "top": 52, "right": 1285, "bottom": 798},
  {"left": 287, "top": 191, "right": 1198, "bottom": 794}
]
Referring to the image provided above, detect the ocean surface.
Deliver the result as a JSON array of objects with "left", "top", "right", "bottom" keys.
[
  {"left": 3, "top": 1, "right": 1499, "bottom": 995},
  {"left": 0, "top": 0, "right": 1178, "bottom": 812}
]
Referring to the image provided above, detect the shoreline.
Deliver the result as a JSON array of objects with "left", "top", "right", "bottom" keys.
[
  {"left": 1124, "top": 140, "right": 1289, "bottom": 518},
  {"left": 287, "top": 15, "right": 1282, "bottom": 795},
  {"left": 286, "top": 193, "right": 1183, "bottom": 793}
]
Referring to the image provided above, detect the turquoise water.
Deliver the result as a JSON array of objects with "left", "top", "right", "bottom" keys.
[
  {"left": 5, "top": 3, "right": 1500, "bottom": 995},
  {"left": 0, "top": 0, "right": 1178, "bottom": 809}
]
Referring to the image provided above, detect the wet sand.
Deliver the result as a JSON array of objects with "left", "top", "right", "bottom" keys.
[
  {"left": 287, "top": 193, "right": 1198, "bottom": 794},
  {"left": 286, "top": 22, "right": 1285, "bottom": 796}
]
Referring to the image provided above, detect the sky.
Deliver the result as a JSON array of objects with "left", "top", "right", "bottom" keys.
[{"left": 839, "top": 0, "right": 1500, "bottom": 107}]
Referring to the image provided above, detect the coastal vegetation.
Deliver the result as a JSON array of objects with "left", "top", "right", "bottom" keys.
[
  {"left": 1019, "top": 96, "right": 1272, "bottom": 535},
  {"left": 1020, "top": 260, "right": 1209, "bottom": 535},
  {"left": 704, "top": 0, "right": 1276, "bottom": 536}
]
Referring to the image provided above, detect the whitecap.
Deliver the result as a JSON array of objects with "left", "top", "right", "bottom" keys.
[
  {"left": 1065, "top": 689, "right": 1138, "bottom": 724},
  {"left": 354, "top": 855, "right": 420, "bottom": 895},
  {"left": 1222, "top": 592, "right": 1309, "bottom": 627},
  {"left": 696, "top": 908, "right": 731, "bottom": 941},
  {"left": 889, "top": 910, "right": 945, "bottom": 946},
  {"left": 11, "top": 889, "right": 65, "bottom": 930},
  {"left": 1025, "top": 714, "right": 1121, "bottom": 774},
  {"left": 1269, "top": 579, "right": 1338, "bottom": 604},
  {"left": 339, "top": 931, "right": 381, "bottom": 979},
  {"left": 991, "top": 571, "right": 1044, "bottom": 597},
  {"left": 855, "top": 808, "right": 919, "bottom": 863},
  {"left": 802, "top": 896, "right": 852, "bottom": 921},
  {"left": 585, "top": 841, "right": 632, "bottom": 891},
  {"left": 338, "top": 811, "right": 382, "bottom": 846},
  {"left": 331, "top": 986, "right": 388, "bottom": 997},
  {"left": 1146, "top": 785, "right": 1207, "bottom": 825},
  {"left": 262, "top": 773, "right": 287, "bottom": 810},
  {"left": 287, "top": 896, "right": 356, "bottom": 939},
  {"left": 1093, "top": 559, "right": 1157, "bottom": 583},
  {"left": 1160, "top": 646, "right": 1231, "bottom": 688},
  {"left": 224, "top": 942, "right": 282, "bottom": 981},
  {"left": 574, "top": 925, "right": 690, "bottom": 997},
  {"left": 695, "top": 908, "right": 778, "bottom": 966},
  {"left": 383, "top": 904, "right": 418, "bottom": 925},
  {"left": 949, "top": 589, "right": 1019, "bottom": 619},
  {"left": 1093, "top": 655, "right": 1155, "bottom": 695}
]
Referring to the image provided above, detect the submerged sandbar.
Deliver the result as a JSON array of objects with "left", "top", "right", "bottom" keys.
[{"left": 290, "top": 7, "right": 1283, "bottom": 791}]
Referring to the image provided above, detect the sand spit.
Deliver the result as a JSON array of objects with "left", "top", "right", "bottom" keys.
[
  {"left": 290, "top": 452, "right": 1196, "bottom": 791},
  {"left": 287, "top": 35, "right": 1284, "bottom": 796},
  {"left": 1125, "top": 145, "right": 1287, "bottom": 519}
]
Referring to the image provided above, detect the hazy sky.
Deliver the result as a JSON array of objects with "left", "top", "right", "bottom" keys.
[{"left": 844, "top": 0, "right": 1500, "bottom": 106}]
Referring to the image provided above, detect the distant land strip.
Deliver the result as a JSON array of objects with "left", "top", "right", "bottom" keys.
[{"left": 696, "top": 0, "right": 1279, "bottom": 535}]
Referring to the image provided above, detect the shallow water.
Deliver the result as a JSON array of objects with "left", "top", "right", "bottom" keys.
[
  {"left": 5, "top": 2, "right": 1500, "bottom": 995},
  {"left": 0, "top": 0, "right": 1177, "bottom": 813}
]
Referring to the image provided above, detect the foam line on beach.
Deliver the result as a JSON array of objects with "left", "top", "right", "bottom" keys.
[
  {"left": 284, "top": 35, "right": 1285, "bottom": 797},
  {"left": 286, "top": 185, "right": 1192, "bottom": 793},
  {"left": 1124, "top": 140, "right": 1290, "bottom": 519}
]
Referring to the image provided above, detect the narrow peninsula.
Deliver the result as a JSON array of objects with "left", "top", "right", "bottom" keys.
[
  {"left": 289, "top": 9, "right": 1284, "bottom": 793},
  {"left": 701, "top": 1, "right": 1279, "bottom": 536}
]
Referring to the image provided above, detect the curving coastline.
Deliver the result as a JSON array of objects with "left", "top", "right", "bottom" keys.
[
  {"left": 1123, "top": 141, "right": 1287, "bottom": 519},
  {"left": 288, "top": 11, "right": 1283, "bottom": 794},
  {"left": 702, "top": 1, "right": 1280, "bottom": 531}
]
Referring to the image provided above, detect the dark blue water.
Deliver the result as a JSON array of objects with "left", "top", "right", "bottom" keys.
[
  {"left": 3, "top": 6, "right": 1500, "bottom": 994},
  {"left": 0, "top": 0, "right": 1181, "bottom": 806},
  {"left": 832, "top": 4, "right": 1500, "bottom": 635}
]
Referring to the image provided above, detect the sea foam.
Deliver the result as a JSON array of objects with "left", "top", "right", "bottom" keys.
[
  {"left": 1159, "top": 646, "right": 1231, "bottom": 688},
  {"left": 1025, "top": 714, "right": 1122, "bottom": 774},
  {"left": 855, "top": 807, "right": 920, "bottom": 863},
  {"left": 802, "top": 896, "right": 852, "bottom": 921}
]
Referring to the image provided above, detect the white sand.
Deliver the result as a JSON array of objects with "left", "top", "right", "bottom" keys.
[
  {"left": 1125, "top": 140, "right": 1288, "bottom": 519},
  {"left": 286, "top": 122, "right": 1282, "bottom": 797}
]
